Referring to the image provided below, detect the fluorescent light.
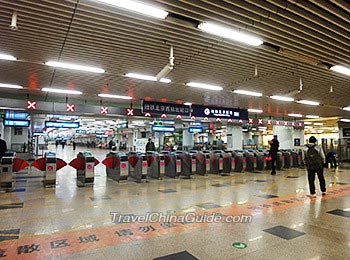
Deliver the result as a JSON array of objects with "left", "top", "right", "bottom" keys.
[
  {"left": 340, "top": 119, "right": 350, "bottom": 122},
  {"left": 45, "top": 61, "right": 105, "bottom": 73},
  {"left": 304, "top": 122, "right": 312, "bottom": 125},
  {"left": 97, "top": 0, "right": 168, "bottom": 19},
  {"left": 186, "top": 82, "right": 223, "bottom": 91},
  {"left": 98, "top": 93, "right": 132, "bottom": 100},
  {"left": 125, "top": 73, "right": 171, "bottom": 83},
  {"left": 288, "top": 113, "right": 303, "bottom": 117},
  {"left": 306, "top": 115, "right": 319, "bottom": 119},
  {"left": 198, "top": 22, "right": 263, "bottom": 46},
  {"left": 42, "top": 88, "right": 82, "bottom": 95},
  {"left": 248, "top": 109, "right": 263, "bottom": 113},
  {"left": 0, "top": 53, "right": 17, "bottom": 61},
  {"left": 233, "top": 89, "right": 263, "bottom": 97},
  {"left": 0, "top": 107, "right": 25, "bottom": 111},
  {"left": 343, "top": 107, "right": 350, "bottom": 111},
  {"left": 297, "top": 100, "right": 319, "bottom": 106},
  {"left": 184, "top": 102, "right": 192, "bottom": 106},
  {"left": 313, "top": 122, "right": 323, "bottom": 126},
  {"left": 330, "top": 65, "right": 350, "bottom": 76},
  {"left": 0, "top": 83, "right": 23, "bottom": 89},
  {"left": 270, "top": 95, "right": 294, "bottom": 102}
]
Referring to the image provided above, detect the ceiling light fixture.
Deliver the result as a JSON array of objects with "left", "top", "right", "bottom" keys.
[
  {"left": 233, "top": 89, "right": 263, "bottom": 97},
  {"left": 288, "top": 113, "right": 303, "bottom": 118},
  {"left": 0, "top": 83, "right": 23, "bottom": 89},
  {"left": 305, "top": 115, "right": 320, "bottom": 119},
  {"left": 45, "top": 61, "right": 105, "bottom": 73},
  {"left": 125, "top": 73, "right": 171, "bottom": 83},
  {"left": 304, "top": 122, "right": 312, "bottom": 125},
  {"left": 0, "top": 53, "right": 17, "bottom": 61},
  {"left": 330, "top": 65, "right": 350, "bottom": 76},
  {"left": 342, "top": 107, "right": 350, "bottom": 111},
  {"left": 96, "top": 0, "right": 168, "bottom": 19},
  {"left": 340, "top": 119, "right": 350, "bottom": 122},
  {"left": 313, "top": 122, "right": 323, "bottom": 126},
  {"left": 98, "top": 93, "right": 132, "bottom": 100},
  {"left": 270, "top": 95, "right": 294, "bottom": 102},
  {"left": 186, "top": 82, "right": 223, "bottom": 91},
  {"left": 297, "top": 100, "right": 319, "bottom": 106},
  {"left": 184, "top": 102, "right": 192, "bottom": 106},
  {"left": 198, "top": 22, "right": 263, "bottom": 46},
  {"left": 42, "top": 88, "right": 82, "bottom": 95},
  {"left": 248, "top": 109, "right": 263, "bottom": 113}
]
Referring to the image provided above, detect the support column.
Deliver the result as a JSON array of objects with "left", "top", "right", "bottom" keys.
[
  {"left": 227, "top": 126, "right": 243, "bottom": 150},
  {"left": 273, "top": 125, "right": 293, "bottom": 149}
]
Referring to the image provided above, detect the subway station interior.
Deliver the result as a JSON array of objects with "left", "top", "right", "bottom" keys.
[{"left": 0, "top": 1, "right": 350, "bottom": 259}]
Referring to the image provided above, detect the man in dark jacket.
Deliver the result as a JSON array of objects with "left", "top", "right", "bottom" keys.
[
  {"left": 269, "top": 135, "right": 279, "bottom": 175},
  {"left": 146, "top": 138, "right": 156, "bottom": 152},
  {"left": 0, "top": 134, "right": 7, "bottom": 159}
]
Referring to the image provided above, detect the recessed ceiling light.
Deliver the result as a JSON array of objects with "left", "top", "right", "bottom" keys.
[
  {"left": 184, "top": 102, "right": 192, "bottom": 106},
  {"left": 248, "top": 109, "right": 263, "bottom": 113},
  {"left": 233, "top": 89, "right": 263, "bottom": 97},
  {"left": 0, "top": 83, "right": 23, "bottom": 89},
  {"left": 305, "top": 115, "right": 320, "bottom": 119},
  {"left": 45, "top": 61, "right": 105, "bottom": 73},
  {"left": 125, "top": 73, "right": 170, "bottom": 83},
  {"left": 330, "top": 65, "right": 350, "bottom": 76},
  {"left": 270, "top": 95, "right": 294, "bottom": 102},
  {"left": 342, "top": 107, "right": 350, "bottom": 111},
  {"left": 198, "top": 22, "right": 263, "bottom": 46},
  {"left": 0, "top": 53, "right": 17, "bottom": 61},
  {"left": 186, "top": 82, "right": 223, "bottom": 91},
  {"left": 340, "top": 119, "right": 350, "bottom": 122},
  {"left": 313, "top": 122, "right": 323, "bottom": 126},
  {"left": 288, "top": 113, "right": 303, "bottom": 117},
  {"left": 42, "top": 88, "right": 82, "bottom": 95},
  {"left": 98, "top": 93, "right": 132, "bottom": 100},
  {"left": 96, "top": 0, "right": 168, "bottom": 19},
  {"left": 304, "top": 122, "right": 312, "bottom": 125},
  {"left": 297, "top": 100, "right": 319, "bottom": 106}
]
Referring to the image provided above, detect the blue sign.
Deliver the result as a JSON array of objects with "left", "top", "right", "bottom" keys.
[
  {"left": 95, "top": 130, "right": 105, "bottom": 135},
  {"left": 191, "top": 105, "right": 248, "bottom": 119},
  {"left": 76, "top": 130, "right": 86, "bottom": 134},
  {"left": 189, "top": 127, "right": 203, "bottom": 133},
  {"left": 142, "top": 100, "right": 190, "bottom": 116},
  {"left": 45, "top": 121, "right": 79, "bottom": 128},
  {"left": 3, "top": 120, "right": 30, "bottom": 127},
  {"left": 152, "top": 125, "right": 176, "bottom": 132},
  {"left": 5, "top": 112, "right": 29, "bottom": 120}
]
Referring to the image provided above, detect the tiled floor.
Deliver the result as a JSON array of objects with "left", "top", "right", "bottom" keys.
[{"left": 0, "top": 145, "right": 349, "bottom": 259}]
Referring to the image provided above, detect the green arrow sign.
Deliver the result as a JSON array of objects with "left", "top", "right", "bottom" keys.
[{"left": 232, "top": 242, "right": 247, "bottom": 249}]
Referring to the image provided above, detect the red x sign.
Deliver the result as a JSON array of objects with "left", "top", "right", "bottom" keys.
[
  {"left": 248, "top": 118, "right": 254, "bottom": 124},
  {"left": 27, "top": 100, "right": 37, "bottom": 110},
  {"left": 275, "top": 120, "right": 280, "bottom": 125},
  {"left": 267, "top": 120, "right": 272, "bottom": 125},
  {"left": 298, "top": 122, "right": 302, "bottom": 127},
  {"left": 100, "top": 106, "right": 108, "bottom": 114},
  {"left": 66, "top": 104, "right": 75, "bottom": 112},
  {"left": 284, "top": 121, "right": 288, "bottom": 126},
  {"left": 291, "top": 122, "right": 295, "bottom": 126},
  {"left": 258, "top": 119, "right": 263, "bottom": 124},
  {"left": 126, "top": 108, "right": 134, "bottom": 116}
]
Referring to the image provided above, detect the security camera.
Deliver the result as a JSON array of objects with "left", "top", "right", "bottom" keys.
[
  {"left": 9, "top": 11, "right": 18, "bottom": 31},
  {"left": 156, "top": 64, "right": 173, "bottom": 80}
]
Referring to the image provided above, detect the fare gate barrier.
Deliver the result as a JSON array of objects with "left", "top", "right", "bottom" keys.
[
  {"left": 102, "top": 152, "right": 125, "bottom": 182},
  {"left": 291, "top": 151, "right": 301, "bottom": 168},
  {"left": 146, "top": 152, "right": 160, "bottom": 179},
  {"left": 193, "top": 151, "right": 206, "bottom": 175},
  {"left": 202, "top": 152, "right": 211, "bottom": 173},
  {"left": 244, "top": 152, "right": 255, "bottom": 172},
  {"left": 299, "top": 150, "right": 305, "bottom": 167},
  {"left": 0, "top": 152, "right": 17, "bottom": 189},
  {"left": 208, "top": 152, "right": 220, "bottom": 174},
  {"left": 264, "top": 152, "right": 272, "bottom": 171},
  {"left": 189, "top": 152, "right": 197, "bottom": 175},
  {"left": 221, "top": 152, "right": 232, "bottom": 176},
  {"left": 254, "top": 151, "right": 266, "bottom": 171},
  {"left": 276, "top": 152, "right": 283, "bottom": 170},
  {"left": 234, "top": 152, "right": 244, "bottom": 172},
  {"left": 162, "top": 152, "right": 177, "bottom": 178},
  {"left": 69, "top": 152, "right": 99, "bottom": 187},
  {"left": 128, "top": 152, "right": 143, "bottom": 183},
  {"left": 159, "top": 155, "right": 165, "bottom": 176},
  {"left": 282, "top": 151, "right": 292, "bottom": 168},
  {"left": 120, "top": 156, "right": 129, "bottom": 180},
  {"left": 175, "top": 151, "right": 191, "bottom": 178},
  {"left": 31, "top": 152, "right": 67, "bottom": 187},
  {"left": 142, "top": 155, "right": 148, "bottom": 178}
]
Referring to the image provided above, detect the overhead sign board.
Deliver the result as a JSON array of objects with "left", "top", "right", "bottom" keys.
[
  {"left": 188, "top": 127, "right": 203, "bottom": 133},
  {"left": 45, "top": 121, "right": 79, "bottom": 129},
  {"left": 152, "top": 125, "right": 176, "bottom": 132},
  {"left": 4, "top": 120, "right": 30, "bottom": 127},
  {"left": 191, "top": 105, "right": 248, "bottom": 120},
  {"left": 76, "top": 130, "right": 86, "bottom": 134},
  {"left": 142, "top": 100, "right": 190, "bottom": 116},
  {"left": 5, "top": 112, "right": 29, "bottom": 120}
]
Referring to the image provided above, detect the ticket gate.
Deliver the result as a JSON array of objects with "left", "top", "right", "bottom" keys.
[
  {"left": 202, "top": 151, "right": 211, "bottom": 174},
  {"left": 128, "top": 152, "right": 143, "bottom": 183},
  {"left": 161, "top": 152, "right": 177, "bottom": 178},
  {"left": 234, "top": 152, "right": 244, "bottom": 172},
  {"left": 264, "top": 152, "right": 272, "bottom": 171},
  {"left": 276, "top": 151, "right": 283, "bottom": 170},
  {"left": 175, "top": 151, "right": 191, "bottom": 178},
  {"left": 208, "top": 152, "right": 220, "bottom": 174},
  {"left": 31, "top": 152, "right": 67, "bottom": 187},
  {"left": 291, "top": 150, "right": 301, "bottom": 168},
  {"left": 0, "top": 152, "right": 16, "bottom": 189},
  {"left": 244, "top": 151, "right": 255, "bottom": 172},
  {"left": 282, "top": 150, "right": 292, "bottom": 168},
  {"left": 217, "top": 151, "right": 231, "bottom": 176},
  {"left": 299, "top": 150, "right": 305, "bottom": 167},
  {"left": 191, "top": 151, "right": 206, "bottom": 175},
  {"left": 103, "top": 152, "right": 124, "bottom": 182},
  {"left": 69, "top": 152, "right": 99, "bottom": 187},
  {"left": 146, "top": 152, "right": 160, "bottom": 179},
  {"left": 254, "top": 151, "right": 265, "bottom": 171},
  {"left": 120, "top": 155, "right": 129, "bottom": 180}
]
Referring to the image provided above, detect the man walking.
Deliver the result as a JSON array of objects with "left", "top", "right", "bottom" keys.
[
  {"left": 269, "top": 135, "right": 279, "bottom": 175},
  {"left": 0, "top": 134, "right": 7, "bottom": 159},
  {"left": 303, "top": 136, "right": 326, "bottom": 197},
  {"left": 146, "top": 138, "right": 156, "bottom": 152}
]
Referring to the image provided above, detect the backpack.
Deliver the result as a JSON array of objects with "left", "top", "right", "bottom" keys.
[{"left": 305, "top": 146, "right": 322, "bottom": 170}]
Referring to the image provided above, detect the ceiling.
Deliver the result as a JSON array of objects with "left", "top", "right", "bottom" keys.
[{"left": 0, "top": 0, "right": 349, "bottom": 118}]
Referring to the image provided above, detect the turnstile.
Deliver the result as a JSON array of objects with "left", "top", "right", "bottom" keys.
[
  {"left": 234, "top": 151, "right": 244, "bottom": 172},
  {"left": 276, "top": 151, "right": 283, "bottom": 170},
  {"left": 0, "top": 152, "right": 16, "bottom": 189},
  {"left": 43, "top": 152, "right": 57, "bottom": 186},
  {"left": 162, "top": 152, "right": 177, "bottom": 178},
  {"left": 244, "top": 151, "right": 255, "bottom": 172},
  {"left": 146, "top": 152, "right": 160, "bottom": 179},
  {"left": 175, "top": 151, "right": 191, "bottom": 178},
  {"left": 191, "top": 151, "right": 206, "bottom": 175},
  {"left": 103, "top": 152, "right": 124, "bottom": 182},
  {"left": 128, "top": 152, "right": 143, "bottom": 182},
  {"left": 282, "top": 150, "right": 292, "bottom": 168},
  {"left": 73, "top": 152, "right": 98, "bottom": 187},
  {"left": 254, "top": 151, "right": 265, "bottom": 171}
]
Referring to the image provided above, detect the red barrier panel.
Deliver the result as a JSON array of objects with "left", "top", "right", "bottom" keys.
[{"left": 12, "top": 158, "right": 29, "bottom": 172}]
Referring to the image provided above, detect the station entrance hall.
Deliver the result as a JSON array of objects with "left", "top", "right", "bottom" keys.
[{"left": 0, "top": 1, "right": 349, "bottom": 259}]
